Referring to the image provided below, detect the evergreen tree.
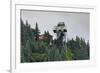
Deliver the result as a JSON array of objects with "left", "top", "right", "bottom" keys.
[
  {"left": 21, "top": 19, "right": 89, "bottom": 62},
  {"left": 67, "top": 36, "right": 90, "bottom": 60},
  {"left": 35, "top": 22, "right": 40, "bottom": 40}
]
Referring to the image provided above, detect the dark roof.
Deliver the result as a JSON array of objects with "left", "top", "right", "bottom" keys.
[{"left": 58, "top": 22, "right": 65, "bottom": 26}]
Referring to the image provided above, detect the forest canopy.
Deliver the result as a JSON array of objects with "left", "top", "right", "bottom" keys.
[{"left": 21, "top": 19, "right": 89, "bottom": 63}]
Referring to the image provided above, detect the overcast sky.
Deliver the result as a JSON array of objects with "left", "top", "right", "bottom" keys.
[{"left": 21, "top": 10, "right": 89, "bottom": 42}]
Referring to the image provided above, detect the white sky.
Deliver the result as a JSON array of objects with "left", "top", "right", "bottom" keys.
[{"left": 21, "top": 10, "right": 89, "bottom": 42}]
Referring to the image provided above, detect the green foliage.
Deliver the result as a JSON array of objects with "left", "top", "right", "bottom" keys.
[
  {"left": 21, "top": 19, "right": 90, "bottom": 63},
  {"left": 31, "top": 53, "right": 48, "bottom": 62},
  {"left": 21, "top": 40, "right": 32, "bottom": 62},
  {"left": 65, "top": 48, "right": 73, "bottom": 60},
  {"left": 47, "top": 46, "right": 63, "bottom": 61},
  {"left": 67, "top": 36, "right": 90, "bottom": 60},
  {"left": 35, "top": 22, "right": 40, "bottom": 40}
]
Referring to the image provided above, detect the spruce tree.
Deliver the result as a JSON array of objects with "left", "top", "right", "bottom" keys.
[{"left": 35, "top": 22, "right": 40, "bottom": 40}]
